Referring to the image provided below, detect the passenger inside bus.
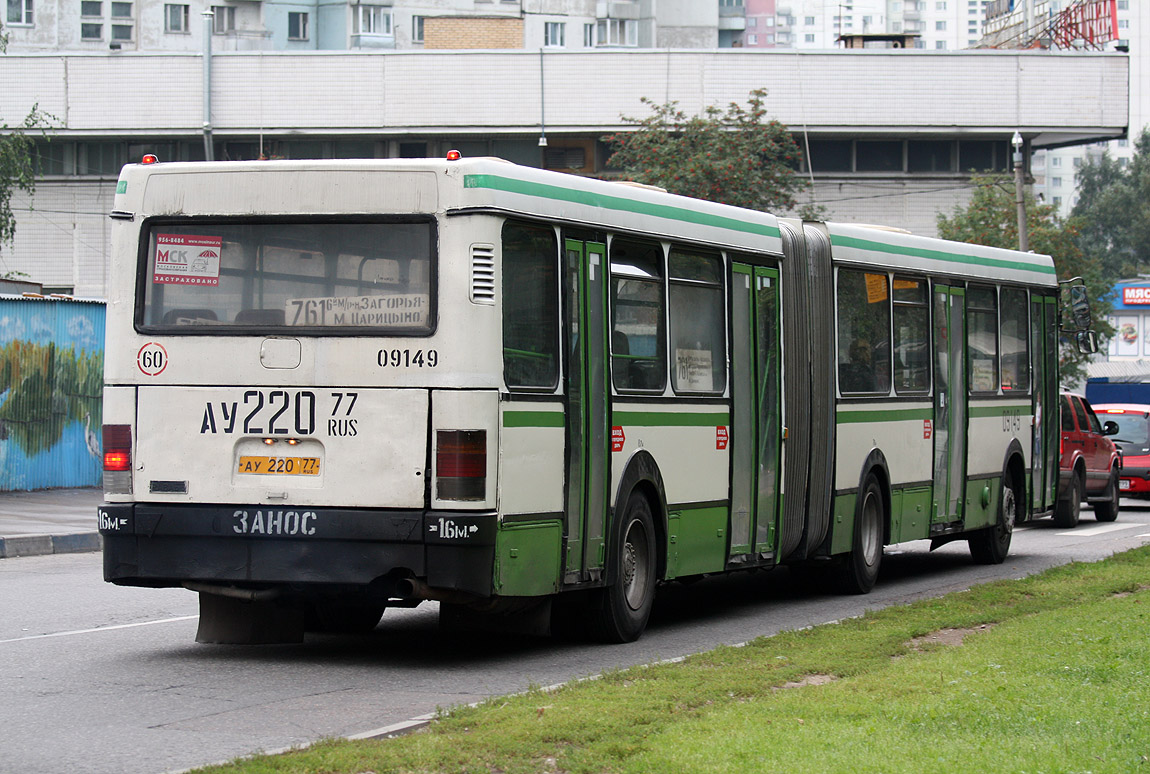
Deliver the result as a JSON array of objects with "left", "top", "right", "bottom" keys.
[{"left": 840, "top": 341, "right": 876, "bottom": 393}]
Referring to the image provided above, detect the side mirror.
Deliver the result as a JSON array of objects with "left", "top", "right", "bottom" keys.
[
  {"left": 1076, "top": 330, "right": 1099, "bottom": 355},
  {"left": 1068, "top": 284, "right": 1092, "bottom": 330},
  {"left": 1104, "top": 420, "right": 1119, "bottom": 436}
]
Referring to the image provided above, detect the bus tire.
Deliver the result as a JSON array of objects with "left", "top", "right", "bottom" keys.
[
  {"left": 835, "top": 473, "right": 883, "bottom": 595},
  {"left": 589, "top": 491, "right": 657, "bottom": 643},
  {"left": 1093, "top": 468, "right": 1120, "bottom": 522},
  {"left": 970, "top": 469, "right": 1016, "bottom": 565},
  {"left": 1054, "top": 470, "right": 1082, "bottom": 528}
]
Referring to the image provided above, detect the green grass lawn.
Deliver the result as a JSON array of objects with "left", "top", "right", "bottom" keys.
[{"left": 193, "top": 545, "right": 1150, "bottom": 774}]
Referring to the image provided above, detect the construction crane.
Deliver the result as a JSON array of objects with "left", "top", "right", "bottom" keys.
[{"left": 981, "top": 0, "right": 1119, "bottom": 51}]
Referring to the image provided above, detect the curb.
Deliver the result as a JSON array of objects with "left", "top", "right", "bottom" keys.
[{"left": 0, "top": 532, "right": 102, "bottom": 559}]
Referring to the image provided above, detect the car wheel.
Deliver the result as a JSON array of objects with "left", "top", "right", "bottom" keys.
[
  {"left": 1054, "top": 470, "right": 1082, "bottom": 528},
  {"left": 1093, "top": 468, "right": 1120, "bottom": 523}
]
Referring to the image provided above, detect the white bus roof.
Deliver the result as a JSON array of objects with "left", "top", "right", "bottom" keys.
[
  {"left": 116, "top": 157, "right": 1057, "bottom": 287},
  {"left": 826, "top": 222, "right": 1058, "bottom": 288},
  {"left": 114, "top": 157, "right": 785, "bottom": 258}
]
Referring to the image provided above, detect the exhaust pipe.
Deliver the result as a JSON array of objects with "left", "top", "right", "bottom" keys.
[{"left": 394, "top": 577, "right": 482, "bottom": 606}]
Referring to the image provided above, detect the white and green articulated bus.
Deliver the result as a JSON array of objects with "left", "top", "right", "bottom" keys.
[{"left": 98, "top": 154, "right": 1068, "bottom": 644}]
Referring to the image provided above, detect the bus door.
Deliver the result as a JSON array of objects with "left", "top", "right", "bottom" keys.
[
  {"left": 730, "top": 264, "right": 783, "bottom": 561},
  {"left": 1029, "top": 295, "right": 1060, "bottom": 514},
  {"left": 562, "top": 237, "right": 610, "bottom": 584},
  {"left": 932, "top": 284, "right": 967, "bottom": 525}
]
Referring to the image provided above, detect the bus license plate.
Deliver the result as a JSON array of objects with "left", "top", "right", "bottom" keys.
[{"left": 237, "top": 456, "right": 321, "bottom": 476}]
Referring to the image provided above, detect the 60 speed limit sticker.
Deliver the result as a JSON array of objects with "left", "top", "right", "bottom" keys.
[{"left": 137, "top": 342, "right": 168, "bottom": 376}]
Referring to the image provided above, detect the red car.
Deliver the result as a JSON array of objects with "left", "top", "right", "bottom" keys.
[
  {"left": 1057, "top": 393, "right": 1121, "bottom": 528},
  {"left": 1093, "top": 403, "right": 1150, "bottom": 500}
]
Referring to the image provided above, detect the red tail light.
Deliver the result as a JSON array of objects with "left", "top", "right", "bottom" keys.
[
  {"left": 103, "top": 424, "right": 133, "bottom": 494},
  {"left": 436, "top": 430, "right": 486, "bottom": 500},
  {"left": 103, "top": 425, "right": 132, "bottom": 471},
  {"left": 103, "top": 450, "right": 130, "bottom": 471}
]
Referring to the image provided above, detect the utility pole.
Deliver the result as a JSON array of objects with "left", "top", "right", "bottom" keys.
[
  {"left": 1012, "top": 131, "right": 1028, "bottom": 252},
  {"left": 202, "top": 9, "right": 214, "bottom": 162}
]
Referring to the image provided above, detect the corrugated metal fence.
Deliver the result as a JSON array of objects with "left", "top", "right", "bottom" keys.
[{"left": 0, "top": 296, "right": 106, "bottom": 491}]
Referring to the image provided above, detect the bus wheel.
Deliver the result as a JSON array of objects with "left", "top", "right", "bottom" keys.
[
  {"left": 970, "top": 470, "right": 1016, "bottom": 565},
  {"left": 1093, "top": 468, "right": 1120, "bottom": 523},
  {"left": 590, "top": 492, "right": 657, "bottom": 643},
  {"left": 1053, "top": 470, "right": 1082, "bottom": 529},
  {"left": 835, "top": 474, "right": 883, "bottom": 595}
]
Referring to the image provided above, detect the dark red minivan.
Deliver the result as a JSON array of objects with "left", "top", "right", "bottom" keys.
[{"left": 1057, "top": 393, "right": 1121, "bottom": 528}]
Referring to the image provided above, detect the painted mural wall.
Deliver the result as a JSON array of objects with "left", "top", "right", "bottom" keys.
[{"left": 0, "top": 296, "right": 106, "bottom": 491}]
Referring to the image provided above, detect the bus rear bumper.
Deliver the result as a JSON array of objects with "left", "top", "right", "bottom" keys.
[{"left": 97, "top": 502, "right": 497, "bottom": 597}]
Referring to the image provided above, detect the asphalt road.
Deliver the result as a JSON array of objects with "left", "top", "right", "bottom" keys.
[{"left": 4, "top": 504, "right": 1150, "bottom": 774}]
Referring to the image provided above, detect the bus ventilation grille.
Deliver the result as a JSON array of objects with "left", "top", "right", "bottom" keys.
[{"left": 470, "top": 244, "right": 496, "bottom": 305}]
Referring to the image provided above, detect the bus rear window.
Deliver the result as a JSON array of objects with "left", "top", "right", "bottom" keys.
[{"left": 139, "top": 220, "right": 434, "bottom": 334}]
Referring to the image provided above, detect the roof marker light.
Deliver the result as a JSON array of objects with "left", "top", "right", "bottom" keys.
[
  {"left": 446, "top": 150, "right": 462, "bottom": 161},
  {"left": 141, "top": 154, "right": 159, "bottom": 164}
]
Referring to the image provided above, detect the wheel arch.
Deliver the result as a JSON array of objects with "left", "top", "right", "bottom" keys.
[
  {"left": 1001, "top": 438, "right": 1027, "bottom": 519},
  {"left": 1059, "top": 450, "right": 1086, "bottom": 501},
  {"left": 855, "top": 448, "right": 892, "bottom": 545},
  {"left": 1073, "top": 455, "right": 1088, "bottom": 484},
  {"left": 611, "top": 449, "right": 669, "bottom": 582}
]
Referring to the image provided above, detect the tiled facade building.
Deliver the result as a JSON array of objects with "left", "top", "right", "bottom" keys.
[{"left": 0, "top": 0, "right": 1135, "bottom": 296}]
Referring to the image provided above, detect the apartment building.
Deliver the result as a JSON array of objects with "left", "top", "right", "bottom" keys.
[
  {"left": 1, "top": 0, "right": 735, "bottom": 52},
  {"left": 2, "top": 0, "right": 1005, "bottom": 53},
  {"left": 0, "top": 46, "right": 1127, "bottom": 296},
  {"left": 1030, "top": 0, "right": 1145, "bottom": 217},
  {"left": 0, "top": 0, "right": 1132, "bottom": 296},
  {"left": 741, "top": 0, "right": 989, "bottom": 50}
]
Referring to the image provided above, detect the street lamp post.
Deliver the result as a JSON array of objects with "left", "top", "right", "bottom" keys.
[{"left": 1012, "top": 131, "right": 1028, "bottom": 252}]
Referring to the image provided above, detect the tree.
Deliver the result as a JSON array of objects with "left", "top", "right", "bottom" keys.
[
  {"left": 1071, "top": 127, "right": 1150, "bottom": 281},
  {"left": 603, "top": 89, "right": 816, "bottom": 216},
  {"left": 0, "top": 23, "right": 50, "bottom": 271},
  {"left": 937, "top": 174, "right": 1112, "bottom": 385}
]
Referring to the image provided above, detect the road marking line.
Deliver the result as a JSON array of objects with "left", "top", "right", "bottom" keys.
[
  {"left": 0, "top": 615, "right": 198, "bottom": 645},
  {"left": 1056, "top": 523, "right": 1147, "bottom": 537}
]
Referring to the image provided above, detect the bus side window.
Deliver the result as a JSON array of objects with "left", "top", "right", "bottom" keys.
[
  {"left": 999, "top": 287, "right": 1030, "bottom": 392},
  {"left": 668, "top": 247, "right": 725, "bottom": 394},
  {"left": 967, "top": 284, "right": 999, "bottom": 394},
  {"left": 836, "top": 269, "right": 891, "bottom": 395},
  {"left": 501, "top": 221, "right": 559, "bottom": 390},
  {"left": 892, "top": 276, "right": 929, "bottom": 394},
  {"left": 610, "top": 238, "right": 667, "bottom": 393}
]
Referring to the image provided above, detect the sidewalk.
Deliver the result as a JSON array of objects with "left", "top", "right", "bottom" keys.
[{"left": 0, "top": 487, "right": 103, "bottom": 559}]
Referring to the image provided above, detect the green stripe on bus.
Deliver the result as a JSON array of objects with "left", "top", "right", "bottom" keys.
[
  {"left": 503, "top": 410, "right": 565, "bottom": 428},
  {"left": 613, "top": 411, "right": 730, "bottom": 427},
  {"left": 969, "top": 404, "right": 1031, "bottom": 418},
  {"left": 831, "top": 234, "right": 1057, "bottom": 277},
  {"left": 464, "top": 174, "right": 782, "bottom": 240},
  {"left": 837, "top": 407, "right": 933, "bottom": 424}
]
